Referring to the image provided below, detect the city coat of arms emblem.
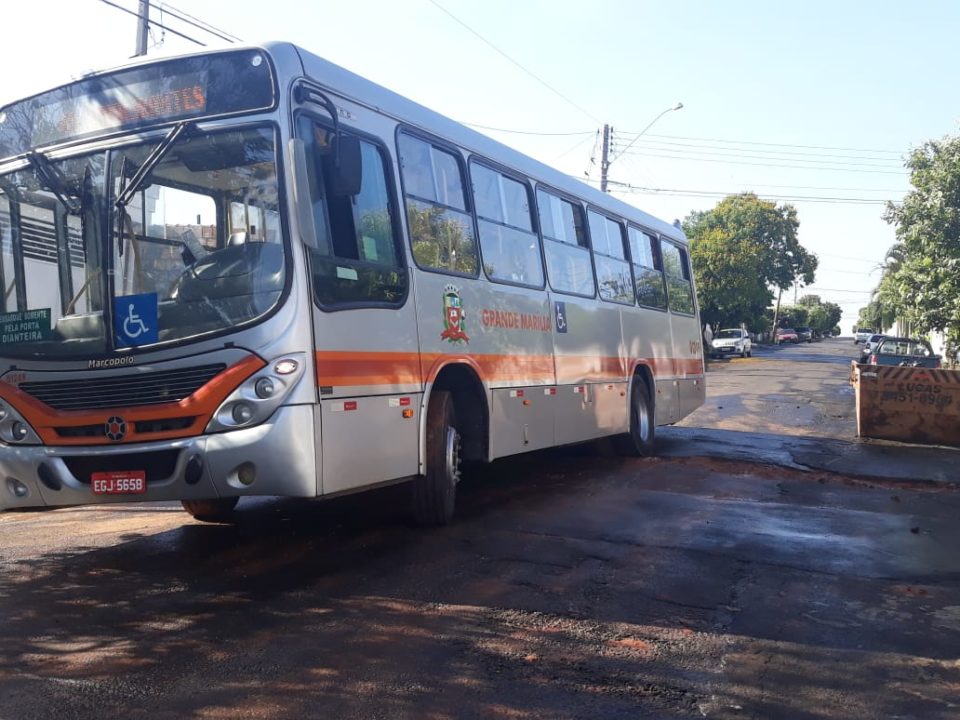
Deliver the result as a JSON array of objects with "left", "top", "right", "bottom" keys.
[{"left": 440, "top": 285, "right": 469, "bottom": 343}]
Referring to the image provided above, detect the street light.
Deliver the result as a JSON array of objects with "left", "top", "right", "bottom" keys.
[{"left": 601, "top": 102, "right": 683, "bottom": 192}]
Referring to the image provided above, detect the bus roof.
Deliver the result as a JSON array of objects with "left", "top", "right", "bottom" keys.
[
  {"left": 287, "top": 42, "right": 686, "bottom": 243},
  {"left": 1, "top": 40, "right": 685, "bottom": 243}
]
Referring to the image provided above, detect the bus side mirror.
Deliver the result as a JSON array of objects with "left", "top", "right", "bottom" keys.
[{"left": 330, "top": 135, "right": 362, "bottom": 197}]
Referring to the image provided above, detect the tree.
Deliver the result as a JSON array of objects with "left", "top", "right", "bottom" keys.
[
  {"left": 685, "top": 193, "right": 818, "bottom": 333},
  {"left": 777, "top": 305, "right": 809, "bottom": 329},
  {"left": 884, "top": 136, "right": 960, "bottom": 357}
]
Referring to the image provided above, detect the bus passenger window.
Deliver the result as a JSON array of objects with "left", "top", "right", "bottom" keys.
[
  {"left": 660, "top": 239, "right": 695, "bottom": 315},
  {"left": 588, "top": 210, "right": 632, "bottom": 304},
  {"left": 470, "top": 162, "right": 542, "bottom": 287},
  {"left": 298, "top": 117, "right": 407, "bottom": 307},
  {"left": 538, "top": 189, "right": 593, "bottom": 297},
  {"left": 628, "top": 227, "right": 667, "bottom": 310},
  {"left": 398, "top": 133, "right": 478, "bottom": 276}
]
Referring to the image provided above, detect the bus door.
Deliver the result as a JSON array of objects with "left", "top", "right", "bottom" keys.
[
  {"left": 660, "top": 239, "right": 704, "bottom": 420},
  {"left": 623, "top": 226, "right": 677, "bottom": 425},
  {"left": 294, "top": 117, "right": 421, "bottom": 496},
  {"left": 540, "top": 192, "right": 623, "bottom": 445}
]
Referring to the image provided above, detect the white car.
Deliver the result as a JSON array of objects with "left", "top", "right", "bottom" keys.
[
  {"left": 711, "top": 328, "right": 752, "bottom": 358},
  {"left": 854, "top": 328, "right": 874, "bottom": 344},
  {"left": 859, "top": 334, "right": 886, "bottom": 362}
]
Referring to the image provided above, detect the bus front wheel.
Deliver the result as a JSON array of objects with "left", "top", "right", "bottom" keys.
[
  {"left": 615, "top": 380, "right": 656, "bottom": 457},
  {"left": 413, "top": 390, "right": 461, "bottom": 526},
  {"left": 181, "top": 497, "right": 239, "bottom": 522}
]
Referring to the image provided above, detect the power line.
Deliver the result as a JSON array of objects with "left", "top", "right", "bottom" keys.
[
  {"left": 155, "top": 2, "right": 240, "bottom": 43},
  {"left": 462, "top": 122, "right": 594, "bottom": 137},
  {"left": 611, "top": 136, "right": 904, "bottom": 164},
  {"left": 550, "top": 131, "right": 597, "bottom": 164},
  {"left": 619, "top": 131, "right": 903, "bottom": 155},
  {"left": 611, "top": 150, "right": 908, "bottom": 175},
  {"left": 426, "top": 0, "right": 601, "bottom": 124},
  {"left": 613, "top": 144, "right": 903, "bottom": 170},
  {"left": 606, "top": 182, "right": 891, "bottom": 205},
  {"left": 803, "top": 287, "right": 874, "bottom": 294},
  {"left": 97, "top": 0, "right": 206, "bottom": 46},
  {"left": 723, "top": 182, "right": 908, "bottom": 193}
]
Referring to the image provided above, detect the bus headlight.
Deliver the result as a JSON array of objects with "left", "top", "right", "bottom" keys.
[
  {"left": 206, "top": 353, "right": 306, "bottom": 433},
  {"left": 0, "top": 401, "right": 41, "bottom": 445}
]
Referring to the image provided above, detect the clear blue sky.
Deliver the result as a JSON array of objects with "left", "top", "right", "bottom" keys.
[{"left": 4, "top": 0, "right": 959, "bottom": 331}]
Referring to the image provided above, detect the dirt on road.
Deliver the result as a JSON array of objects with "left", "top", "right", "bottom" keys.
[{"left": 2, "top": 339, "right": 960, "bottom": 719}]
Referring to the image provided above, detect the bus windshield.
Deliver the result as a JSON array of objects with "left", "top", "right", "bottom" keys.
[{"left": 0, "top": 125, "right": 286, "bottom": 358}]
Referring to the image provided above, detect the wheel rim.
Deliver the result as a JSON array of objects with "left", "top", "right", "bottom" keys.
[
  {"left": 445, "top": 426, "right": 462, "bottom": 485},
  {"left": 635, "top": 393, "right": 650, "bottom": 442}
]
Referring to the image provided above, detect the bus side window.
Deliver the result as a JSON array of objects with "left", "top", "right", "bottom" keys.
[
  {"left": 398, "top": 132, "right": 478, "bottom": 277},
  {"left": 470, "top": 161, "right": 543, "bottom": 288},
  {"left": 588, "top": 210, "right": 632, "bottom": 304},
  {"left": 628, "top": 226, "right": 667, "bottom": 310},
  {"left": 298, "top": 117, "right": 407, "bottom": 307},
  {"left": 660, "top": 238, "right": 695, "bottom": 315},
  {"left": 538, "top": 189, "right": 594, "bottom": 297}
]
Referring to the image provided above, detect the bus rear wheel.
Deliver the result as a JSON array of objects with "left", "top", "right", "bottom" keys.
[
  {"left": 413, "top": 390, "right": 461, "bottom": 526},
  {"left": 614, "top": 380, "right": 656, "bottom": 457},
  {"left": 181, "top": 497, "right": 238, "bottom": 522}
]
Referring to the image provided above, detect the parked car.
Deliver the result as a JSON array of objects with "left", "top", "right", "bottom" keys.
[
  {"left": 776, "top": 328, "right": 799, "bottom": 344},
  {"left": 711, "top": 328, "right": 752, "bottom": 358},
  {"left": 866, "top": 337, "right": 941, "bottom": 368},
  {"left": 795, "top": 326, "right": 813, "bottom": 343},
  {"left": 854, "top": 327, "right": 874, "bottom": 344},
  {"left": 858, "top": 334, "right": 886, "bottom": 362}
]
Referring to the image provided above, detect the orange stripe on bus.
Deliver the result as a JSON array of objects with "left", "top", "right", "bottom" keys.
[{"left": 315, "top": 351, "right": 704, "bottom": 387}]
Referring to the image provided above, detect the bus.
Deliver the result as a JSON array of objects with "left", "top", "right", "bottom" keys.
[{"left": 0, "top": 43, "right": 705, "bottom": 524}]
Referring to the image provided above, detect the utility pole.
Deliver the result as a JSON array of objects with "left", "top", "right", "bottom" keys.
[
  {"left": 599, "top": 104, "right": 682, "bottom": 194},
  {"left": 134, "top": 0, "right": 150, "bottom": 57},
  {"left": 599, "top": 124, "right": 611, "bottom": 193}
]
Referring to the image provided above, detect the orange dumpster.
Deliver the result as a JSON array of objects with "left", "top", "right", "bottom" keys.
[{"left": 851, "top": 362, "right": 960, "bottom": 446}]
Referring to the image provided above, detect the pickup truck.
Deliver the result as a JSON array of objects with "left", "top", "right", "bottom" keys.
[{"left": 865, "top": 337, "right": 941, "bottom": 368}]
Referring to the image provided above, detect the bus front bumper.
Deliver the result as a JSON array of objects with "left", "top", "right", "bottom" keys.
[{"left": 0, "top": 404, "right": 317, "bottom": 511}]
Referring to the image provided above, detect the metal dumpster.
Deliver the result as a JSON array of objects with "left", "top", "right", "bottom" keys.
[{"left": 851, "top": 362, "right": 960, "bottom": 446}]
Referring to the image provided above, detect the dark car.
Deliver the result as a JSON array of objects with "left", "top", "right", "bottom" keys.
[
  {"left": 795, "top": 327, "right": 813, "bottom": 343},
  {"left": 865, "top": 337, "right": 941, "bottom": 368}
]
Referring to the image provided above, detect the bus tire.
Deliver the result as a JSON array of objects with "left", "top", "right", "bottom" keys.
[
  {"left": 181, "top": 497, "right": 238, "bottom": 522},
  {"left": 413, "top": 390, "right": 461, "bottom": 526},
  {"left": 614, "top": 380, "right": 656, "bottom": 457}
]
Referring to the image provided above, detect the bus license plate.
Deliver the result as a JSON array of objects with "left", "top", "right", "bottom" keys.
[{"left": 91, "top": 471, "right": 147, "bottom": 495}]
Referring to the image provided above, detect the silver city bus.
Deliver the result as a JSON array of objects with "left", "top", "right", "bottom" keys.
[{"left": 0, "top": 43, "right": 705, "bottom": 523}]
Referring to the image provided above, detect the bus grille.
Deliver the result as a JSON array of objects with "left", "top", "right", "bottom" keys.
[{"left": 19, "top": 364, "right": 226, "bottom": 411}]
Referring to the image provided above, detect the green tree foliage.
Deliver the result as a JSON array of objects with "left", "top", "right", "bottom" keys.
[
  {"left": 777, "top": 305, "right": 809, "bottom": 329},
  {"left": 684, "top": 193, "right": 818, "bottom": 331},
  {"left": 883, "top": 136, "right": 960, "bottom": 356}
]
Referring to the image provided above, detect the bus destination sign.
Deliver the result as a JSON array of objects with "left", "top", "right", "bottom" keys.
[
  {"left": 0, "top": 51, "right": 276, "bottom": 159},
  {"left": 32, "top": 73, "right": 209, "bottom": 148}
]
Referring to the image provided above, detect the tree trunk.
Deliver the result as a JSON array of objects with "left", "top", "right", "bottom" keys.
[{"left": 770, "top": 287, "right": 783, "bottom": 341}]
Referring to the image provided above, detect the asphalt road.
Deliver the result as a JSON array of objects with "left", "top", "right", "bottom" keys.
[{"left": 2, "top": 340, "right": 959, "bottom": 719}]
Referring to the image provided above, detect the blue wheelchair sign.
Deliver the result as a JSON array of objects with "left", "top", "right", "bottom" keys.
[
  {"left": 114, "top": 293, "right": 158, "bottom": 347},
  {"left": 554, "top": 301, "right": 568, "bottom": 333}
]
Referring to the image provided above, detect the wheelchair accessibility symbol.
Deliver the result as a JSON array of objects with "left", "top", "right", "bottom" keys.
[
  {"left": 114, "top": 293, "right": 158, "bottom": 347},
  {"left": 554, "top": 301, "right": 568, "bottom": 334}
]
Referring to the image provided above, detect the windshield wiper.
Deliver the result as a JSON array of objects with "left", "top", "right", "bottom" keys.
[
  {"left": 115, "top": 121, "right": 192, "bottom": 257},
  {"left": 116, "top": 121, "right": 192, "bottom": 208},
  {"left": 25, "top": 151, "right": 81, "bottom": 214}
]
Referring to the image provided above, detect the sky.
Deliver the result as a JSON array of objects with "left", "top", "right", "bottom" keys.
[{"left": 3, "top": 0, "right": 959, "bottom": 333}]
